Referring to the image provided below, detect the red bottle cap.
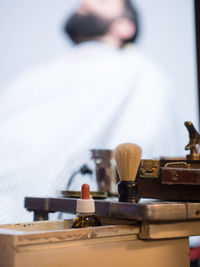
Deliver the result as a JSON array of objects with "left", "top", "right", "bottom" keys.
[
  {"left": 81, "top": 184, "right": 90, "bottom": 199},
  {"left": 76, "top": 184, "right": 94, "bottom": 213}
]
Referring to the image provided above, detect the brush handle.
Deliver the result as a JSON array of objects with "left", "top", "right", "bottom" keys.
[{"left": 118, "top": 181, "right": 138, "bottom": 202}]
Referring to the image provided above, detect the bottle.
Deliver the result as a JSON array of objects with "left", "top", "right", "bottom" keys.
[{"left": 71, "top": 184, "right": 101, "bottom": 228}]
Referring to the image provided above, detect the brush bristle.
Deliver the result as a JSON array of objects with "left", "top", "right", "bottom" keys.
[{"left": 114, "top": 143, "right": 142, "bottom": 181}]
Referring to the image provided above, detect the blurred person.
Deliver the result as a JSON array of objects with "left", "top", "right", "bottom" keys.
[{"left": 0, "top": 0, "right": 185, "bottom": 223}]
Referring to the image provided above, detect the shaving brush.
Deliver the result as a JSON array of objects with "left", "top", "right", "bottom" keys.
[{"left": 114, "top": 143, "right": 142, "bottom": 202}]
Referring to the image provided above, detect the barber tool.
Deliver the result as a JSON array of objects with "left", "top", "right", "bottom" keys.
[
  {"left": 114, "top": 143, "right": 142, "bottom": 202},
  {"left": 91, "top": 149, "right": 119, "bottom": 197},
  {"left": 113, "top": 122, "right": 200, "bottom": 202},
  {"left": 61, "top": 150, "right": 118, "bottom": 201},
  {"left": 184, "top": 121, "right": 200, "bottom": 160},
  {"left": 134, "top": 121, "right": 200, "bottom": 201},
  {"left": 61, "top": 121, "right": 200, "bottom": 204}
]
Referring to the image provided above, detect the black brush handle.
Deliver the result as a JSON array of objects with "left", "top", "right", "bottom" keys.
[{"left": 118, "top": 181, "right": 138, "bottom": 202}]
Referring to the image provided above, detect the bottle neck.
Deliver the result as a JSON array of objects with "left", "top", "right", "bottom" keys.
[{"left": 77, "top": 212, "right": 95, "bottom": 216}]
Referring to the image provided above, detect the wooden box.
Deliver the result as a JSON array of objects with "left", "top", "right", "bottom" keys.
[{"left": 0, "top": 219, "right": 191, "bottom": 267}]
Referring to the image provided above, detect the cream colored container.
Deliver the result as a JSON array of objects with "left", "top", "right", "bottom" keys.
[{"left": 0, "top": 218, "right": 197, "bottom": 267}]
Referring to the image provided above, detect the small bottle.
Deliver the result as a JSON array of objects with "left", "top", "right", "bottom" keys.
[{"left": 71, "top": 184, "right": 101, "bottom": 228}]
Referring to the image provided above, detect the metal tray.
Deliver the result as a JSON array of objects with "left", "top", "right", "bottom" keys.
[{"left": 60, "top": 190, "right": 108, "bottom": 199}]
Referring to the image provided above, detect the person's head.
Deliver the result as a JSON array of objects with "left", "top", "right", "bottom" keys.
[{"left": 64, "top": 0, "right": 139, "bottom": 48}]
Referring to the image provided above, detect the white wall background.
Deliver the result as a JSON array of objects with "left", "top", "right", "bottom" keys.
[{"left": 0, "top": 0, "right": 199, "bottom": 128}]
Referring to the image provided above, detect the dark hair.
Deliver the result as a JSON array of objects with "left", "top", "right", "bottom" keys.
[
  {"left": 64, "top": 0, "right": 139, "bottom": 46},
  {"left": 122, "top": 0, "right": 139, "bottom": 45}
]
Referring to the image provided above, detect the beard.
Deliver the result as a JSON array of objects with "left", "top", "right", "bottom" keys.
[{"left": 64, "top": 13, "right": 112, "bottom": 43}]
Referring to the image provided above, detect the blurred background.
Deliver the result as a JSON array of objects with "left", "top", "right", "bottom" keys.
[
  {"left": 1, "top": 1, "right": 200, "bottom": 265},
  {"left": 0, "top": 0, "right": 199, "bottom": 128}
]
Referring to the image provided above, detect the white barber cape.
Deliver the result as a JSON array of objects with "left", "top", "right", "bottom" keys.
[{"left": 0, "top": 42, "right": 185, "bottom": 223}]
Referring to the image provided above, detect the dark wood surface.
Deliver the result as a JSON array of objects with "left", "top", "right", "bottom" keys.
[
  {"left": 25, "top": 196, "right": 200, "bottom": 222},
  {"left": 137, "top": 176, "right": 200, "bottom": 201}
]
